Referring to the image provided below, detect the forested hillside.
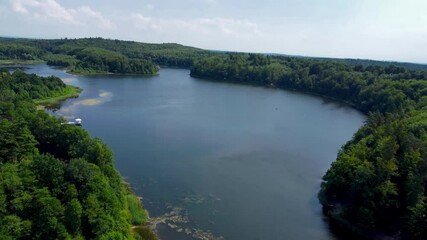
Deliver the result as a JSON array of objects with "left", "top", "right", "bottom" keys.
[
  {"left": 191, "top": 54, "right": 427, "bottom": 112},
  {"left": 0, "top": 44, "right": 43, "bottom": 60},
  {"left": 0, "top": 37, "right": 426, "bottom": 72},
  {"left": 72, "top": 47, "right": 158, "bottom": 74},
  {"left": 191, "top": 54, "right": 427, "bottom": 239},
  {"left": 0, "top": 69, "right": 154, "bottom": 239},
  {"left": 0, "top": 37, "right": 216, "bottom": 73}
]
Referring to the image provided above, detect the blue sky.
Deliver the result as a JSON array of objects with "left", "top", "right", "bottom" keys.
[{"left": 1, "top": 0, "right": 426, "bottom": 63}]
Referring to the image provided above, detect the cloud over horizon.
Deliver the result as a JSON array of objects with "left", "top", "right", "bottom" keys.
[
  {"left": 10, "top": 0, "right": 115, "bottom": 29},
  {"left": 1, "top": 0, "right": 427, "bottom": 63}
]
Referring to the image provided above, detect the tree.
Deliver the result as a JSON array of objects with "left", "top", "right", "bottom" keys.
[
  {"left": 65, "top": 199, "right": 82, "bottom": 235},
  {"left": 0, "top": 119, "right": 37, "bottom": 163}
]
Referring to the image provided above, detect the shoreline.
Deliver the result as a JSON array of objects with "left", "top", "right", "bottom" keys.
[
  {"left": 34, "top": 85, "right": 82, "bottom": 110},
  {"left": 25, "top": 69, "right": 158, "bottom": 239},
  {"left": 47, "top": 64, "right": 160, "bottom": 77},
  {"left": 69, "top": 69, "right": 160, "bottom": 76},
  {"left": 191, "top": 73, "right": 367, "bottom": 115},
  {"left": 48, "top": 64, "right": 160, "bottom": 76},
  {"left": 0, "top": 59, "right": 45, "bottom": 65},
  {"left": 123, "top": 180, "right": 159, "bottom": 240}
]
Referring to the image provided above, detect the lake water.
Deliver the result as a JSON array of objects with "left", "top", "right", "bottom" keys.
[{"left": 26, "top": 65, "right": 365, "bottom": 240}]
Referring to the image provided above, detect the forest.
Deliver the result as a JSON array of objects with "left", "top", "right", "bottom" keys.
[
  {"left": 0, "top": 37, "right": 217, "bottom": 73},
  {"left": 0, "top": 69, "right": 155, "bottom": 239},
  {"left": 1, "top": 37, "right": 427, "bottom": 239},
  {"left": 71, "top": 47, "right": 158, "bottom": 74},
  {"left": 2, "top": 37, "right": 426, "bottom": 70}
]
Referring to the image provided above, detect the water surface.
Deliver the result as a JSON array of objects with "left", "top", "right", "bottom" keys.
[{"left": 26, "top": 65, "right": 366, "bottom": 240}]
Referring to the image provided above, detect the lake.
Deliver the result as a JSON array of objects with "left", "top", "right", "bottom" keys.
[{"left": 26, "top": 65, "right": 365, "bottom": 240}]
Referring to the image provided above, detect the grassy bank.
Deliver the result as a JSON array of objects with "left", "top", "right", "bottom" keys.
[
  {"left": 70, "top": 68, "right": 160, "bottom": 76},
  {"left": 123, "top": 182, "right": 158, "bottom": 240},
  {"left": 70, "top": 68, "right": 110, "bottom": 75},
  {"left": 34, "top": 85, "right": 81, "bottom": 109},
  {"left": 0, "top": 59, "right": 45, "bottom": 65}
]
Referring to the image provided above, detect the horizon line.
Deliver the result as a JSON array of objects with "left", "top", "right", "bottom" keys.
[{"left": 1, "top": 35, "right": 426, "bottom": 66}]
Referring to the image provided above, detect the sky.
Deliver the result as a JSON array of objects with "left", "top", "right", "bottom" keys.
[{"left": 0, "top": 0, "right": 426, "bottom": 63}]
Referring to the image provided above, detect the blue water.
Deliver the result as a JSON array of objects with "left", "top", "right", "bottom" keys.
[{"left": 26, "top": 65, "right": 365, "bottom": 240}]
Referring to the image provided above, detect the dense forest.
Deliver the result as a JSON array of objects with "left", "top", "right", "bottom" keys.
[
  {"left": 191, "top": 54, "right": 427, "bottom": 112},
  {"left": 2, "top": 37, "right": 427, "bottom": 69},
  {"left": 0, "top": 37, "right": 217, "bottom": 73},
  {"left": 71, "top": 47, "right": 158, "bottom": 74},
  {"left": 0, "top": 44, "right": 43, "bottom": 60},
  {"left": 2, "top": 37, "right": 427, "bottom": 239},
  {"left": 0, "top": 69, "right": 155, "bottom": 239},
  {"left": 191, "top": 54, "right": 427, "bottom": 239}
]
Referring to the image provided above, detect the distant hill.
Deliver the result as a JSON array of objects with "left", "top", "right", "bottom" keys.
[
  {"left": 0, "top": 37, "right": 214, "bottom": 73},
  {"left": 1, "top": 36, "right": 426, "bottom": 71},
  {"left": 261, "top": 53, "right": 427, "bottom": 71},
  {"left": 319, "top": 57, "right": 427, "bottom": 71}
]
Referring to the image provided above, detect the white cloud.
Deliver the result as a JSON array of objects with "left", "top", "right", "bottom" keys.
[
  {"left": 132, "top": 14, "right": 159, "bottom": 30},
  {"left": 1, "top": 0, "right": 426, "bottom": 63},
  {"left": 196, "top": 18, "right": 261, "bottom": 36},
  {"left": 77, "top": 6, "right": 116, "bottom": 30},
  {"left": 125, "top": 14, "right": 263, "bottom": 54},
  {"left": 131, "top": 14, "right": 261, "bottom": 37},
  {"left": 10, "top": 1, "right": 29, "bottom": 14},
  {"left": 11, "top": 0, "right": 75, "bottom": 23},
  {"left": 9, "top": 0, "right": 115, "bottom": 29}
]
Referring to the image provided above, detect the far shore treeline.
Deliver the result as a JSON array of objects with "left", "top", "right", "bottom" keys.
[
  {"left": 0, "top": 37, "right": 217, "bottom": 74},
  {"left": 1, "top": 37, "right": 427, "bottom": 239}
]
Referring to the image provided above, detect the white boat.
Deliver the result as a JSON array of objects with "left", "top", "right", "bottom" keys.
[
  {"left": 75, "top": 118, "right": 82, "bottom": 126},
  {"left": 62, "top": 118, "right": 83, "bottom": 126}
]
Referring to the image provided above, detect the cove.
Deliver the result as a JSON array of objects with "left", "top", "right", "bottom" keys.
[{"left": 26, "top": 65, "right": 366, "bottom": 240}]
